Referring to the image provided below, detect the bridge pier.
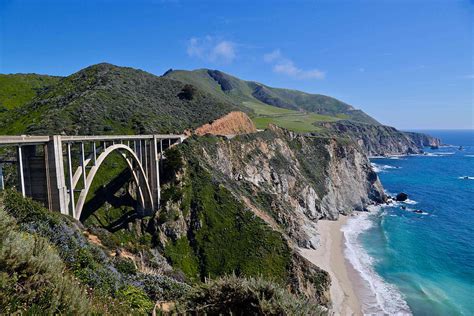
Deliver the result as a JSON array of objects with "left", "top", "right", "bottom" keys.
[{"left": 15, "top": 137, "right": 69, "bottom": 215}]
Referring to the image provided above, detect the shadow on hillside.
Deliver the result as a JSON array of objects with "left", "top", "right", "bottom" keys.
[{"left": 80, "top": 168, "right": 136, "bottom": 226}]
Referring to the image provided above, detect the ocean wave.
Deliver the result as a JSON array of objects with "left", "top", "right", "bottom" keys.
[
  {"left": 458, "top": 176, "right": 474, "bottom": 180},
  {"left": 402, "top": 207, "right": 429, "bottom": 215},
  {"left": 371, "top": 163, "right": 400, "bottom": 173},
  {"left": 464, "top": 155, "right": 474, "bottom": 158},
  {"left": 423, "top": 152, "right": 455, "bottom": 157},
  {"left": 403, "top": 198, "right": 418, "bottom": 205},
  {"left": 342, "top": 207, "right": 412, "bottom": 315}
]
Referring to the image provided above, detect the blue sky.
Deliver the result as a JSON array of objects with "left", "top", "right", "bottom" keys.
[{"left": 0, "top": 0, "right": 472, "bottom": 129}]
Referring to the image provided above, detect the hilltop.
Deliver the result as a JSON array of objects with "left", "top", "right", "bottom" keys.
[
  {"left": 0, "top": 64, "right": 238, "bottom": 135},
  {"left": 165, "top": 69, "right": 380, "bottom": 131}
]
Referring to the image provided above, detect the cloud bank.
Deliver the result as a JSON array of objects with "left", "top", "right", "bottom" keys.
[
  {"left": 263, "top": 49, "right": 325, "bottom": 80},
  {"left": 187, "top": 36, "right": 236, "bottom": 64}
]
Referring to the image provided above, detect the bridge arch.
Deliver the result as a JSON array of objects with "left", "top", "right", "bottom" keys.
[{"left": 74, "top": 144, "right": 154, "bottom": 220}]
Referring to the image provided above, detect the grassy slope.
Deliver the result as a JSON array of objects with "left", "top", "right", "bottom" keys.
[
  {"left": 0, "top": 74, "right": 61, "bottom": 110},
  {"left": 165, "top": 69, "right": 380, "bottom": 131},
  {"left": 0, "top": 64, "right": 238, "bottom": 135}
]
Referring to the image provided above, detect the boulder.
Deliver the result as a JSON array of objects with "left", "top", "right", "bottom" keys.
[{"left": 396, "top": 192, "right": 408, "bottom": 202}]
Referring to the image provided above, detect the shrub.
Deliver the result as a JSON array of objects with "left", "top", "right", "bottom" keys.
[
  {"left": 115, "top": 285, "right": 154, "bottom": 313},
  {"left": 114, "top": 257, "right": 137, "bottom": 275},
  {"left": 176, "top": 275, "right": 326, "bottom": 315},
  {"left": 0, "top": 207, "right": 91, "bottom": 314},
  {"left": 177, "top": 84, "right": 196, "bottom": 101},
  {"left": 2, "top": 190, "right": 124, "bottom": 296},
  {"left": 127, "top": 273, "right": 191, "bottom": 302}
]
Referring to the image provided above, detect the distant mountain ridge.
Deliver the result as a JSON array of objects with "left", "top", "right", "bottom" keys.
[
  {"left": 164, "top": 69, "right": 380, "bottom": 126},
  {"left": 0, "top": 63, "right": 439, "bottom": 155}
]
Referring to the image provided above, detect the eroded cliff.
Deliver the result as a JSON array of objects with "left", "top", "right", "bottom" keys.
[
  {"left": 194, "top": 111, "right": 257, "bottom": 136},
  {"left": 151, "top": 125, "right": 385, "bottom": 305},
  {"left": 319, "top": 120, "right": 440, "bottom": 156}
]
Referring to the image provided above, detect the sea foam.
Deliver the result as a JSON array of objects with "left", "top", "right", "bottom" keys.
[
  {"left": 342, "top": 207, "right": 412, "bottom": 315},
  {"left": 371, "top": 163, "right": 400, "bottom": 173}
]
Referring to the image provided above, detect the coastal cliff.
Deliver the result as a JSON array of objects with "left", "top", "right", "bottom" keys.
[
  {"left": 153, "top": 124, "right": 385, "bottom": 305},
  {"left": 319, "top": 120, "right": 440, "bottom": 156},
  {"left": 404, "top": 131, "right": 441, "bottom": 148}
]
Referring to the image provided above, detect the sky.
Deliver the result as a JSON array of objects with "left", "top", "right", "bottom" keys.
[{"left": 0, "top": 0, "right": 472, "bottom": 129}]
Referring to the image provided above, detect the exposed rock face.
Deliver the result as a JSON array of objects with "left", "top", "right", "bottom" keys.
[
  {"left": 154, "top": 125, "right": 385, "bottom": 305},
  {"left": 404, "top": 131, "right": 441, "bottom": 148},
  {"left": 251, "top": 84, "right": 298, "bottom": 110},
  {"left": 207, "top": 70, "right": 234, "bottom": 91},
  {"left": 188, "top": 125, "right": 384, "bottom": 248},
  {"left": 194, "top": 111, "right": 257, "bottom": 136},
  {"left": 319, "top": 120, "right": 439, "bottom": 156}
]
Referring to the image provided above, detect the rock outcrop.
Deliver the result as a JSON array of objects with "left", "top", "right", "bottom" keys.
[
  {"left": 194, "top": 111, "right": 257, "bottom": 136},
  {"left": 196, "top": 124, "right": 385, "bottom": 247},
  {"left": 404, "top": 131, "right": 441, "bottom": 148},
  {"left": 319, "top": 120, "right": 439, "bottom": 156}
]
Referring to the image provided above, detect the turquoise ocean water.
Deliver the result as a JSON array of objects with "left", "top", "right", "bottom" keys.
[{"left": 345, "top": 130, "right": 473, "bottom": 315}]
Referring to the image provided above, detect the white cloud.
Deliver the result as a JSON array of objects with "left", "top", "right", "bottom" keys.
[
  {"left": 211, "top": 41, "right": 236, "bottom": 63},
  {"left": 263, "top": 49, "right": 282, "bottom": 63},
  {"left": 263, "top": 49, "right": 325, "bottom": 80},
  {"left": 186, "top": 36, "right": 236, "bottom": 64}
]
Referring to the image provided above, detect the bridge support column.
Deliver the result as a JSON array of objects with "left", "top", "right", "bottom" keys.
[
  {"left": 149, "top": 136, "right": 161, "bottom": 211},
  {"left": 46, "top": 136, "right": 69, "bottom": 215},
  {"left": 16, "top": 137, "right": 68, "bottom": 215}
]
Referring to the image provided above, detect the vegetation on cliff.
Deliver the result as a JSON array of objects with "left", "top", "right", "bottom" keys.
[{"left": 160, "top": 147, "right": 293, "bottom": 283}]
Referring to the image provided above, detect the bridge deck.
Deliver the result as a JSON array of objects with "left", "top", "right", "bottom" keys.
[{"left": 0, "top": 134, "right": 185, "bottom": 146}]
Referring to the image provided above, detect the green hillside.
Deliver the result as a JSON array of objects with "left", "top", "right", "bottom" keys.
[
  {"left": 0, "top": 74, "right": 61, "bottom": 111},
  {"left": 165, "top": 69, "right": 380, "bottom": 131},
  {"left": 0, "top": 64, "right": 238, "bottom": 135}
]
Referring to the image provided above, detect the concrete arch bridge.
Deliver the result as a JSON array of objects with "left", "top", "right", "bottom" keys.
[{"left": 0, "top": 134, "right": 185, "bottom": 220}]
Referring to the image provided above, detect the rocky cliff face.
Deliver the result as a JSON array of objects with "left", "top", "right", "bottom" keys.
[
  {"left": 194, "top": 125, "right": 384, "bottom": 247},
  {"left": 404, "top": 131, "right": 441, "bottom": 148},
  {"left": 194, "top": 111, "right": 257, "bottom": 136},
  {"left": 152, "top": 125, "right": 385, "bottom": 305},
  {"left": 319, "top": 120, "right": 439, "bottom": 156}
]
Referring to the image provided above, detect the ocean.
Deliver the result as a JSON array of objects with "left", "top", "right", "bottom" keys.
[{"left": 344, "top": 130, "right": 474, "bottom": 315}]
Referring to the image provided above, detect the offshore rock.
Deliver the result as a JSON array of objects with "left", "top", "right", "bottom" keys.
[{"left": 396, "top": 192, "right": 408, "bottom": 202}]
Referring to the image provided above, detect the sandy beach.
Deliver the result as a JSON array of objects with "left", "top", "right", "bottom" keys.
[{"left": 299, "top": 215, "right": 363, "bottom": 316}]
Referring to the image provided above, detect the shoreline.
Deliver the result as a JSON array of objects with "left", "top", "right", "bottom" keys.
[{"left": 299, "top": 215, "right": 363, "bottom": 315}]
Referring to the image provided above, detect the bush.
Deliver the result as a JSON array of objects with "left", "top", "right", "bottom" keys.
[
  {"left": 127, "top": 273, "right": 191, "bottom": 302},
  {"left": 115, "top": 285, "right": 154, "bottom": 313},
  {"left": 176, "top": 275, "right": 326, "bottom": 315},
  {"left": 0, "top": 190, "right": 193, "bottom": 314},
  {"left": 2, "top": 190, "right": 124, "bottom": 296},
  {"left": 114, "top": 257, "right": 137, "bottom": 275},
  {"left": 0, "top": 207, "right": 91, "bottom": 314}
]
